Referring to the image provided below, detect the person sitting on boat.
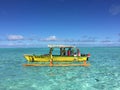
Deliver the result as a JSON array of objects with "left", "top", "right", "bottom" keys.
[
  {"left": 74, "top": 52, "right": 77, "bottom": 57},
  {"left": 77, "top": 48, "right": 81, "bottom": 56},
  {"left": 60, "top": 47, "right": 62, "bottom": 56},
  {"left": 60, "top": 47, "right": 65, "bottom": 56},
  {"left": 63, "top": 48, "right": 66, "bottom": 56},
  {"left": 67, "top": 48, "right": 71, "bottom": 56},
  {"left": 74, "top": 52, "right": 77, "bottom": 60},
  {"left": 71, "top": 48, "right": 74, "bottom": 56}
]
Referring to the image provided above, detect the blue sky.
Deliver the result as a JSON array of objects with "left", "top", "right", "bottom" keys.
[{"left": 0, "top": 0, "right": 120, "bottom": 47}]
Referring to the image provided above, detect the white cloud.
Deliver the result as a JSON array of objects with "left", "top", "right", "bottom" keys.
[
  {"left": 7, "top": 35, "right": 24, "bottom": 40},
  {"left": 109, "top": 5, "right": 120, "bottom": 15},
  {"left": 46, "top": 35, "right": 57, "bottom": 41}
]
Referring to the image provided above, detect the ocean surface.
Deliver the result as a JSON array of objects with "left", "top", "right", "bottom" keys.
[{"left": 0, "top": 47, "right": 120, "bottom": 90}]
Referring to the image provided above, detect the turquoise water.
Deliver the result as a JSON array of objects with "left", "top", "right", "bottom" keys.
[{"left": 0, "top": 47, "right": 120, "bottom": 90}]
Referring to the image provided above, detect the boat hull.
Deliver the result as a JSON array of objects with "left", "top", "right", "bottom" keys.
[{"left": 24, "top": 54, "right": 88, "bottom": 62}]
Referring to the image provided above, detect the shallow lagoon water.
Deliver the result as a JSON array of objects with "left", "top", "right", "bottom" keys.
[{"left": 0, "top": 47, "right": 120, "bottom": 90}]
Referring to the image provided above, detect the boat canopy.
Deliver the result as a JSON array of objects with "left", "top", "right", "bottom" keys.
[{"left": 48, "top": 45, "right": 75, "bottom": 48}]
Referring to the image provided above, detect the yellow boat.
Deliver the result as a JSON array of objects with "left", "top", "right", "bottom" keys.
[
  {"left": 24, "top": 54, "right": 88, "bottom": 62},
  {"left": 24, "top": 45, "right": 90, "bottom": 62}
]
